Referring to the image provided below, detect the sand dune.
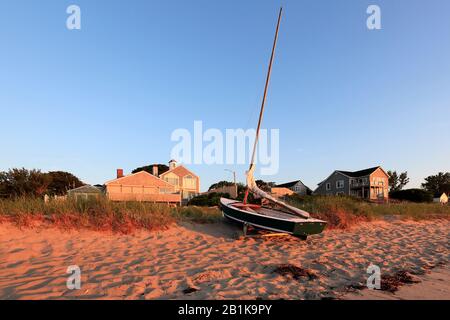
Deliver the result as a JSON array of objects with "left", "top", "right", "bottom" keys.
[{"left": 0, "top": 219, "right": 448, "bottom": 300}]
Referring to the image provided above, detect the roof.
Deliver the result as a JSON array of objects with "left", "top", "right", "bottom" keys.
[
  {"left": 276, "top": 180, "right": 303, "bottom": 188},
  {"left": 159, "top": 164, "right": 198, "bottom": 178},
  {"left": 336, "top": 166, "right": 381, "bottom": 178},
  {"left": 276, "top": 180, "right": 300, "bottom": 188},
  {"left": 105, "top": 171, "right": 175, "bottom": 188},
  {"left": 67, "top": 185, "right": 102, "bottom": 194}
]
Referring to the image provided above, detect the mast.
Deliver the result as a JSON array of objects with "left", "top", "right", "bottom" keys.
[
  {"left": 244, "top": 7, "right": 282, "bottom": 204},
  {"left": 249, "top": 7, "right": 283, "bottom": 167}
]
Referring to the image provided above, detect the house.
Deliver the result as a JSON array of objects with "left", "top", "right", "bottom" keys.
[
  {"left": 433, "top": 193, "right": 448, "bottom": 204},
  {"left": 271, "top": 187, "right": 295, "bottom": 198},
  {"left": 105, "top": 169, "right": 181, "bottom": 204},
  {"left": 314, "top": 166, "right": 389, "bottom": 200},
  {"left": 67, "top": 185, "right": 103, "bottom": 201},
  {"left": 159, "top": 160, "right": 200, "bottom": 202},
  {"left": 275, "top": 180, "right": 311, "bottom": 196}
]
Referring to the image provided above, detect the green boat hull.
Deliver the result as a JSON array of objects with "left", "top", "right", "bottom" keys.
[{"left": 220, "top": 198, "right": 326, "bottom": 237}]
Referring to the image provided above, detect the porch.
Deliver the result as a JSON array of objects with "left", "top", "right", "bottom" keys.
[{"left": 350, "top": 185, "right": 387, "bottom": 200}]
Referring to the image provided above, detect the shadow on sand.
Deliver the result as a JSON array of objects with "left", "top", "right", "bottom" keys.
[
  {"left": 179, "top": 218, "right": 302, "bottom": 243},
  {"left": 178, "top": 218, "right": 242, "bottom": 240}
]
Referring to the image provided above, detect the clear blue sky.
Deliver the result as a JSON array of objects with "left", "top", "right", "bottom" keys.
[{"left": 1, "top": 0, "right": 449, "bottom": 191}]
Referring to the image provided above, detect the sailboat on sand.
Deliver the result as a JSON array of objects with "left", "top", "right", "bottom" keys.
[{"left": 220, "top": 8, "right": 327, "bottom": 239}]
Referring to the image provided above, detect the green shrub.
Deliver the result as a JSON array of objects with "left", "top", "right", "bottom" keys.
[
  {"left": 187, "top": 192, "right": 230, "bottom": 206},
  {"left": 390, "top": 189, "right": 433, "bottom": 203}
]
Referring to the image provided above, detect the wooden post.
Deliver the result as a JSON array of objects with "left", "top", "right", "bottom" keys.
[{"left": 233, "top": 171, "right": 237, "bottom": 199}]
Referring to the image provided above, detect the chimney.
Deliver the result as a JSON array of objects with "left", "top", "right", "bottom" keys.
[
  {"left": 169, "top": 159, "right": 177, "bottom": 170},
  {"left": 152, "top": 164, "right": 158, "bottom": 176},
  {"left": 116, "top": 169, "right": 124, "bottom": 179}
]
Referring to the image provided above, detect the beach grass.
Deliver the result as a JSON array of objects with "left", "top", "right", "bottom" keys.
[
  {"left": 0, "top": 197, "right": 222, "bottom": 234},
  {"left": 285, "top": 194, "right": 450, "bottom": 229},
  {"left": 174, "top": 205, "right": 223, "bottom": 223},
  {"left": 0, "top": 195, "right": 448, "bottom": 233}
]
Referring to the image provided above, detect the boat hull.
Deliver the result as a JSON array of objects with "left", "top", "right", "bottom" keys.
[{"left": 220, "top": 198, "right": 326, "bottom": 237}]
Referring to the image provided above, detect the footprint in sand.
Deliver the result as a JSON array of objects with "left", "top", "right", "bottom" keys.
[{"left": 6, "top": 260, "right": 26, "bottom": 268}]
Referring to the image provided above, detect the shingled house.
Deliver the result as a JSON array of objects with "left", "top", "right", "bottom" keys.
[
  {"left": 104, "top": 160, "right": 200, "bottom": 205},
  {"left": 314, "top": 166, "right": 389, "bottom": 200},
  {"left": 159, "top": 160, "right": 200, "bottom": 202},
  {"left": 274, "top": 180, "right": 311, "bottom": 196},
  {"left": 105, "top": 169, "right": 181, "bottom": 204}
]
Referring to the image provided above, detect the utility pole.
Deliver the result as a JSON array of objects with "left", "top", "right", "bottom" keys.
[{"left": 225, "top": 169, "right": 237, "bottom": 199}]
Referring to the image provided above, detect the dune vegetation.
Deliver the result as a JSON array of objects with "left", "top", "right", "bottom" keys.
[
  {"left": 0, "top": 195, "right": 448, "bottom": 233},
  {"left": 285, "top": 194, "right": 450, "bottom": 229},
  {"left": 0, "top": 197, "right": 222, "bottom": 234}
]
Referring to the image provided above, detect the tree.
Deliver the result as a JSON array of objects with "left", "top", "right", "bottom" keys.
[
  {"left": 187, "top": 192, "right": 231, "bottom": 206},
  {"left": 208, "top": 180, "right": 234, "bottom": 191},
  {"left": 255, "top": 180, "right": 276, "bottom": 192},
  {"left": 398, "top": 172, "right": 410, "bottom": 190},
  {"left": 422, "top": 172, "right": 450, "bottom": 196},
  {"left": 390, "top": 189, "right": 433, "bottom": 203},
  {"left": 387, "top": 170, "right": 409, "bottom": 192},
  {"left": 47, "top": 171, "right": 84, "bottom": 196},
  {"left": 207, "top": 179, "right": 274, "bottom": 203},
  {"left": 132, "top": 164, "right": 169, "bottom": 176},
  {"left": 0, "top": 168, "right": 52, "bottom": 198}
]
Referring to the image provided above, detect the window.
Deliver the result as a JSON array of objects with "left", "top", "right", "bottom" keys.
[
  {"left": 336, "top": 180, "right": 344, "bottom": 189},
  {"left": 372, "top": 177, "right": 384, "bottom": 186},
  {"left": 336, "top": 191, "right": 344, "bottom": 196},
  {"left": 159, "top": 188, "right": 172, "bottom": 194},
  {"left": 183, "top": 175, "right": 196, "bottom": 189},
  {"left": 164, "top": 176, "right": 179, "bottom": 186},
  {"left": 326, "top": 183, "right": 331, "bottom": 191}
]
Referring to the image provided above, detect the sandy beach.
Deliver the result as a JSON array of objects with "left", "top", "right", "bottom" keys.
[
  {"left": 343, "top": 265, "right": 450, "bottom": 300},
  {"left": 0, "top": 219, "right": 448, "bottom": 300}
]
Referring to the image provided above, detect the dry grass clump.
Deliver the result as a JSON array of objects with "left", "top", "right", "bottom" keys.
[
  {"left": 0, "top": 197, "right": 221, "bottom": 234},
  {"left": 380, "top": 271, "right": 420, "bottom": 293},
  {"left": 272, "top": 264, "right": 318, "bottom": 280},
  {"left": 174, "top": 206, "right": 222, "bottom": 223},
  {"left": 285, "top": 195, "right": 450, "bottom": 229},
  {"left": 286, "top": 195, "right": 373, "bottom": 229}
]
